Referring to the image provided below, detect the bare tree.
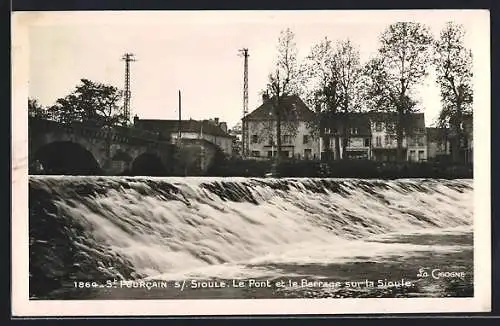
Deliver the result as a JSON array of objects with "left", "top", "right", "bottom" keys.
[
  {"left": 362, "top": 22, "right": 433, "bottom": 161},
  {"left": 303, "top": 38, "right": 363, "bottom": 160},
  {"left": 265, "top": 28, "right": 302, "bottom": 163},
  {"left": 303, "top": 37, "right": 340, "bottom": 159},
  {"left": 433, "top": 22, "right": 473, "bottom": 163},
  {"left": 336, "top": 40, "right": 364, "bottom": 156}
]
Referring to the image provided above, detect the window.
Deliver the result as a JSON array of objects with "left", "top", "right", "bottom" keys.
[
  {"left": 376, "top": 136, "right": 382, "bottom": 147},
  {"left": 268, "top": 135, "right": 274, "bottom": 145},
  {"left": 267, "top": 151, "right": 273, "bottom": 157},
  {"left": 386, "top": 122, "right": 395, "bottom": 132},
  {"left": 384, "top": 135, "right": 390, "bottom": 145},
  {"left": 418, "top": 150, "right": 425, "bottom": 161},
  {"left": 251, "top": 151, "right": 260, "bottom": 157},
  {"left": 251, "top": 135, "right": 258, "bottom": 143},
  {"left": 364, "top": 138, "right": 370, "bottom": 147},
  {"left": 304, "top": 148, "right": 312, "bottom": 159},
  {"left": 350, "top": 128, "right": 358, "bottom": 135},
  {"left": 409, "top": 150, "right": 416, "bottom": 161},
  {"left": 375, "top": 122, "right": 383, "bottom": 132},
  {"left": 418, "top": 136, "right": 425, "bottom": 146},
  {"left": 303, "top": 135, "right": 309, "bottom": 144},
  {"left": 282, "top": 135, "right": 292, "bottom": 144}
]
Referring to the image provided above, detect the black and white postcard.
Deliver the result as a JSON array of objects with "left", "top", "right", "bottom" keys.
[{"left": 11, "top": 9, "right": 491, "bottom": 316}]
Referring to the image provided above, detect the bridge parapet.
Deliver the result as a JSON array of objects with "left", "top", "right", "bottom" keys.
[{"left": 29, "top": 117, "right": 170, "bottom": 146}]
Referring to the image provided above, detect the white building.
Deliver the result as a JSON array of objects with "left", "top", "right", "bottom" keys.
[{"left": 243, "top": 95, "right": 320, "bottom": 160}]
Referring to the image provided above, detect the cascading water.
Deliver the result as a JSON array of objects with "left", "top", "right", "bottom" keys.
[{"left": 29, "top": 176, "right": 473, "bottom": 299}]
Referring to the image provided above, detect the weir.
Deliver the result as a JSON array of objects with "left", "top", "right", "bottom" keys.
[{"left": 28, "top": 176, "right": 473, "bottom": 298}]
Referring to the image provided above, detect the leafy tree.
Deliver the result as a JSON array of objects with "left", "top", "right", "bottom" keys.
[
  {"left": 303, "top": 38, "right": 363, "bottom": 160},
  {"left": 362, "top": 22, "right": 433, "bottom": 161},
  {"left": 265, "top": 28, "right": 302, "bottom": 163},
  {"left": 28, "top": 98, "right": 49, "bottom": 119},
  {"left": 47, "top": 79, "right": 127, "bottom": 127},
  {"left": 433, "top": 22, "right": 473, "bottom": 163}
]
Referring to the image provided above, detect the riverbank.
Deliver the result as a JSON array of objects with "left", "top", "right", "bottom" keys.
[{"left": 207, "top": 158, "right": 473, "bottom": 179}]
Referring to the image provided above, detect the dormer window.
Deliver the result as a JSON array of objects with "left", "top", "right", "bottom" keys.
[{"left": 350, "top": 128, "right": 358, "bottom": 135}]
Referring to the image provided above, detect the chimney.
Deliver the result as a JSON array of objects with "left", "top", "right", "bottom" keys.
[
  {"left": 262, "top": 92, "right": 269, "bottom": 103},
  {"left": 219, "top": 122, "right": 228, "bottom": 133},
  {"left": 133, "top": 114, "right": 139, "bottom": 126},
  {"left": 214, "top": 117, "right": 220, "bottom": 125}
]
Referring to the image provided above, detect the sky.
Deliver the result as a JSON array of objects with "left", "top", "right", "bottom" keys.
[{"left": 26, "top": 10, "right": 486, "bottom": 130}]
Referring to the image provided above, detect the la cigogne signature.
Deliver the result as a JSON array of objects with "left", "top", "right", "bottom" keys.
[{"left": 417, "top": 268, "right": 466, "bottom": 280}]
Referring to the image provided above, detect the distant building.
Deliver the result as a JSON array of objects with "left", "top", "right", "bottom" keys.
[
  {"left": 133, "top": 117, "right": 234, "bottom": 156},
  {"left": 459, "top": 113, "right": 473, "bottom": 164},
  {"left": 465, "top": 115, "right": 473, "bottom": 164},
  {"left": 369, "top": 112, "right": 427, "bottom": 162},
  {"left": 241, "top": 95, "right": 474, "bottom": 164},
  {"left": 427, "top": 127, "right": 451, "bottom": 161},
  {"left": 243, "top": 94, "right": 320, "bottom": 160},
  {"left": 445, "top": 113, "right": 473, "bottom": 164},
  {"left": 425, "top": 113, "right": 472, "bottom": 164},
  {"left": 320, "top": 112, "right": 427, "bottom": 162},
  {"left": 320, "top": 113, "right": 372, "bottom": 160}
]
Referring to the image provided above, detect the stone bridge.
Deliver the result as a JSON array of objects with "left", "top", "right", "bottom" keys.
[{"left": 28, "top": 117, "right": 176, "bottom": 175}]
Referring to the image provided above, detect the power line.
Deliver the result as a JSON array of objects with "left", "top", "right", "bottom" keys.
[
  {"left": 121, "top": 53, "right": 136, "bottom": 122},
  {"left": 238, "top": 48, "right": 249, "bottom": 157}
]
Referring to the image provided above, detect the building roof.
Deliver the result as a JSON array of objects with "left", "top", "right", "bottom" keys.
[
  {"left": 243, "top": 95, "right": 315, "bottom": 121},
  {"left": 320, "top": 112, "right": 425, "bottom": 136},
  {"left": 134, "top": 118, "right": 232, "bottom": 138},
  {"left": 320, "top": 113, "right": 372, "bottom": 136}
]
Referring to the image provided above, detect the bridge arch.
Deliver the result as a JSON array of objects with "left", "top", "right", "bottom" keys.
[
  {"left": 130, "top": 152, "right": 167, "bottom": 176},
  {"left": 32, "top": 141, "right": 101, "bottom": 175}
]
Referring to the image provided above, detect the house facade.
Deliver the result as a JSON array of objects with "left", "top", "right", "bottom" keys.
[
  {"left": 320, "top": 112, "right": 428, "bottom": 162},
  {"left": 369, "top": 112, "right": 427, "bottom": 162},
  {"left": 241, "top": 94, "right": 475, "bottom": 164},
  {"left": 464, "top": 114, "right": 473, "bottom": 164},
  {"left": 426, "top": 113, "right": 472, "bottom": 164},
  {"left": 319, "top": 113, "right": 372, "bottom": 160},
  {"left": 458, "top": 114, "right": 473, "bottom": 164},
  {"left": 243, "top": 95, "right": 320, "bottom": 160},
  {"left": 426, "top": 127, "right": 451, "bottom": 161}
]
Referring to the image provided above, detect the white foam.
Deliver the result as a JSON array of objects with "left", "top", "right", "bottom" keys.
[{"left": 32, "top": 177, "right": 473, "bottom": 279}]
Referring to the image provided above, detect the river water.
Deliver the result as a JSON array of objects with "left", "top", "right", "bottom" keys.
[{"left": 28, "top": 176, "right": 474, "bottom": 300}]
